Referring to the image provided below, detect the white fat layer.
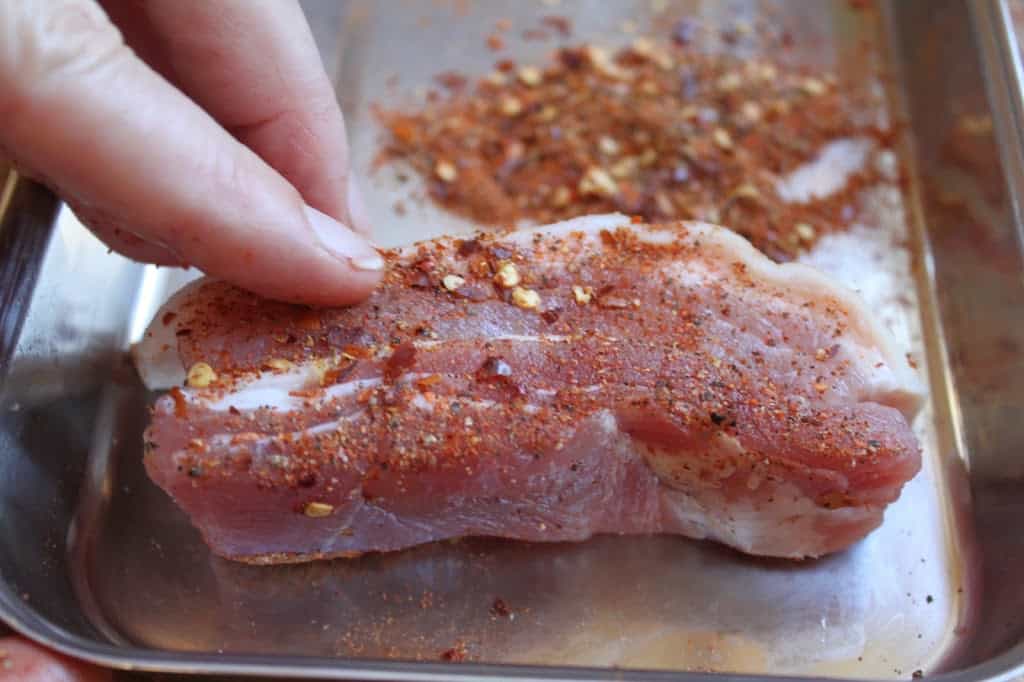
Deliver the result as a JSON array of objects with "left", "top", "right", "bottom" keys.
[
  {"left": 661, "top": 481, "right": 877, "bottom": 559},
  {"left": 205, "top": 419, "right": 341, "bottom": 451},
  {"left": 131, "top": 278, "right": 211, "bottom": 390},
  {"left": 203, "top": 374, "right": 382, "bottom": 413},
  {"left": 414, "top": 334, "right": 571, "bottom": 349},
  {"left": 776, "top": 138, "right": 872, "bottom": 204}
]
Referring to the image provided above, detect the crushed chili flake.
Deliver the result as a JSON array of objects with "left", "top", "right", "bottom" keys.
[
  {"left": 376, "top": 34, "right": 894, "bottom": 261},
  {"left": 541, "top": 15, "right": 572, "bottom": 38},
  {"left": 490, "top": 597, "right": 512, "bottom": 617},
  {"left": 440, "top": 642, "right": 468, "bottom": 661}
]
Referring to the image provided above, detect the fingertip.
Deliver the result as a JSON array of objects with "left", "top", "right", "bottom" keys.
[
  {"left": 216, "top": 204, "right": 383, "bottom": 307},
  {"left": 302, "top": 204, "right": 383, "bottom": 272},
  {"left": 242, "top": 258, "right": 383, "bottom": 307}
]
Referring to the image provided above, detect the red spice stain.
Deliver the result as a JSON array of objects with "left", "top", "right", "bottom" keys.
[{"left": 169, "top": 387, "right": 188, "bottom": 418}]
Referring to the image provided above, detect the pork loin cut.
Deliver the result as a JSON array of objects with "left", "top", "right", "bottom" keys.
[{"left": 134, "top": 215, "right": 922, "bottom": 563}]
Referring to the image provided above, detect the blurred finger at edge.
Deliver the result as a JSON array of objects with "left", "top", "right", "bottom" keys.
[{"left": 0, "top": 636, "right": 111, "bottom": 681}]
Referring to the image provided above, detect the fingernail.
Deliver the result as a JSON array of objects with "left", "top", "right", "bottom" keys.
[
  {"left": 303, "top": 204, "right": 384, "bottom": 271},
  {"left": 346, "top": 176, "right": 373, "bottom": 237}
]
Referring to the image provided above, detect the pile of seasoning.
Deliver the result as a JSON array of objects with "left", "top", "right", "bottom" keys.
[{"left": 376, "top": 34, "right": 895, "bottom": 262}]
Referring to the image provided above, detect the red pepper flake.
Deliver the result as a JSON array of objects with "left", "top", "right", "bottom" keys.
[
  {"left": 376, "top": 33, "right": 888, "bottom": 262},
  {"left": 435, "top": 71, "right": 468, "bottom": 92},
  {"left": 457, "top": 238, "right": 482, "bottom": 257},
  {"left": 477, "top": 357, "right": 513, "bottom": 382},
  {"left": 342, "top": 345, "right": 373, "bottom": 359},
  {"left": 321, "top": 362, "right": 357, "bottom": 386},
  {"left": 161, "top": 312, "right": 177, "bottom": 326},
  {"left": 385, "top": 342, "right": 417, "bottom": 381},
  {"left": 541, "top": 15, "right": 572, "bottom": 38},
  {"left": 440, "top": 642, "right": 468, "bottom": 662},
  {"left": 297, "top": 312, "right": 322, "bottom": 331},
  {"left": 169, "top": 387, "right": 188, "bottom": 418},
  {"left": 416, "top": 374, "right": 444, "bottom": 390},
  {"left": 486, "top": 34, "right": 505, "bottom": 51},
  {"left": 490, "top": 597, "right": 512, "bottom": 617}
]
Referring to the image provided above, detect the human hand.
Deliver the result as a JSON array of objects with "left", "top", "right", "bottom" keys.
[
  {"left": 0, "top": 0, "right": 383, "bottom": 306},
  {"left": 0, "top": 636, "right": 109, "bottom": 681},
  {"left": 0, "top": 0, "right": 379, "bottom": 676}
]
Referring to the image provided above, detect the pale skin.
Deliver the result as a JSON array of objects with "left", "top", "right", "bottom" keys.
[{"left": 0, "top": 0, "right": 382, "bottom": 677}]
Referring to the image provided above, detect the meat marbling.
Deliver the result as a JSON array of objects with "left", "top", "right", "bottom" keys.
[{"left": 134, "top": 215, "right": 923, "bottom": 563}]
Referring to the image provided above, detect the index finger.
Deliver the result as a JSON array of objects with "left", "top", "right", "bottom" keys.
[{"left": 102, "top": 0, "right": 367, "bottom": 234}]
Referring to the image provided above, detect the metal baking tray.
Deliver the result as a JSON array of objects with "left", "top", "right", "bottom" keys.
[{"left": 1, "top": 1, "right": 1023, "bottom": 680}]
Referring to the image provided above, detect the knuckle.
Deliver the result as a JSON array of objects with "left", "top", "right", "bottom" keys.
[{"left": 0, "top": 0, "right": 127, "bottom": 120}]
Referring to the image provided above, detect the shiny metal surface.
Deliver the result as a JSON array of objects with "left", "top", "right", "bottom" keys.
[{"left": 0, "top": 1, "right": 1022, "bottom": 680}]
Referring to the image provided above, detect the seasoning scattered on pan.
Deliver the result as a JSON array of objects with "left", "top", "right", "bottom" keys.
[{"left": 376, "top": 34, "right": 896, "bottom": 261}]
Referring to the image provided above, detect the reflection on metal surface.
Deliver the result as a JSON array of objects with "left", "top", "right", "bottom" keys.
[
  {"left": 0, "top": 1, "right": 1021, "bottom": 681},
  {"left": 0, "top": 170, "right": 17, "bottom": 219}
]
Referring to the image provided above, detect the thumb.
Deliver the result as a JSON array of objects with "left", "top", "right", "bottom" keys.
[{"left": 0, "top": 0, "right": 382, "bottom": 306}]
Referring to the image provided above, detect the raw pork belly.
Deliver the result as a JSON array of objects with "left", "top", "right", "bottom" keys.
[{"left": 135, "top": 215, "right": 922, "bottom": 563}]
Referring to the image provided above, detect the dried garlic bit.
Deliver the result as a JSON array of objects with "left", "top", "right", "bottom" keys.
[
  {"left": 572, "top": 285, "right": 593, "bottom": 305},
  {"left": 713, "top": 128, "right": 734, "bottom": 151},
  {"left": 551, "top": 186, "right": 572, "bottom": 206},
  {"left": 579, "top": 166, "right": 619, "bottom": 197},
  {"left": 800, "top": 77, "right": 827, "bottom": 96},
  {"left": 434, "top": 160, "right": 458, "bottom": 182},
  {"left": 494, "top": 261, "right": 521, "bottom": 288},
  {"left": 598, "top": 136, "right": 621, "bottom": 155},
  {"left": 485, "top": 70, "right": 508, "bottom": 86},
  {"left": 499, "top": 95, "right": 523, "bottom": 117},
  {"left": 537, "top": 104, "right": 559, "bottom": 122},
  {"left": 815, "top": 348, "right": 828, "bottom": 361},
  {"left": 586, "top": 45, "right": 633, "bottom": 80},
  {"left": 794, "top": 222, "right": 816, "bottom": 243},
  {"left": 654, "top": 192, "right": 675, "bottom": 216},
  {"left": 517, "top": 65, "right": 543, "bottom": 86},
  {"left": 264, "top": 358, "right": 293, "bottom": 372},
  {"left": 442, "top": 274, "right": 466, "bottom": 291},
  {"left": 186, "top": 362, "right": 217, "bottom": 388},
  {"left": 770, "top": 99, "right": 791, "bottom": 116},
  {"left": 610, "top": 156, "right": 639, "bottom": 179},
  {"left": 730, "top": 183, "right": 761, "bottom": 201},
  {"left": 717, "top": 72, "right": 742, "bottom": 91},
  {"left": 638, "top": 148, "right": 658, "bottom": 166},
  {"left": 639, "top": 80, "right": 660, "bottom": 96},
  {"left": 741, "top": 101, "right": 762, "bottom": 123},
  {"left": 304, "top": 501, "right": 334, "bottom": 518},
  {"left": 631, "top": 37, "right": 673, "bottom": 69},
  {"left": 511, "top": 286, "right": 541, "bottom": 309}
]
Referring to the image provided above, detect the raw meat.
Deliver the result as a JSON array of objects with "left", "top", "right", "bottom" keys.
[{"left": 134, "top": 214, "right": 923, "bottom": 563}]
